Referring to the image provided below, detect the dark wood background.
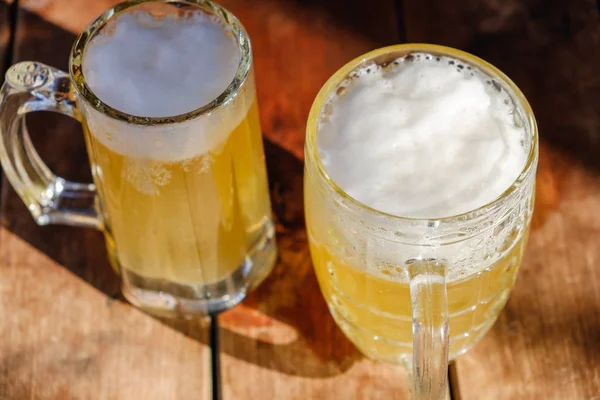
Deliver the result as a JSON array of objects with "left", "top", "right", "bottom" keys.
[{"left": 0, "top": 0, "right": 599, "bottom": 399}]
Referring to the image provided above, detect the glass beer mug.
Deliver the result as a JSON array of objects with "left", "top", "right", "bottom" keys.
[
  {"left": 0, "top": 0, "right": 277, "bottom": 317},
  {"left": 304, "top": 44, "right": 538, "bottom": 398}
]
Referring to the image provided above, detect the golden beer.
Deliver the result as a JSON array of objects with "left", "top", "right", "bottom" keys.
[
  {"left": 304, "top": 43, "right": 538, "bottom": 378},
  {"left": 84, "top": 97, "right": 272, "bottom": 286},
  {"left": 306, "top": 193, "right": 529, "bottom": 361}
]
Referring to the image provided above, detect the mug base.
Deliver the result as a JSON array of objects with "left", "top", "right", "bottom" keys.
[{"left": 119, "top": 221, "right": 277, "bottom": 318}]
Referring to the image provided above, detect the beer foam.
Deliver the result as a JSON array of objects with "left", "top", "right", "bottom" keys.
[
  {"left": 81, "top": 10, "right": 250, "bottom": 161},
  {"left": 318, "top": 53, "right": 527, "bottom": 219},
  {"left": 84, "top": 11, "right": 239, "bottom": 117}
]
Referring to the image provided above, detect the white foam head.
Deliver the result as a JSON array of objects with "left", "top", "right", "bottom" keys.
[
  {"left": 81, "top": 9, "right": 252, "bottom": 161},
  {"left": 84, "top": 11, "right": 239, "bottom": 117},
  {"left": 317, "top": 53, "right": 527, "bottom": 219}
]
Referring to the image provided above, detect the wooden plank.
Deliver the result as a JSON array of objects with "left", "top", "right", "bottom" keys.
[
  {"left": 0, "top": 2, "right": 212, "bottom": 399},
  {"left": 215, "top": 1, "right": 411, "bottom": 398},
  {"left": 0, "top": 0, "right": 11, "bottom": 75},
  {"left": 0, "top": 231, "right": 212, "bottom": 400},
  {"left": 401, "top": 0, "right": 600, "bottom": 398}
]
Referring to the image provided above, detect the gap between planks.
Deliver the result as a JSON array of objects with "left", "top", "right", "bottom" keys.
[{"left": 211, "top": 315, "right": 222, "bottom": 400}]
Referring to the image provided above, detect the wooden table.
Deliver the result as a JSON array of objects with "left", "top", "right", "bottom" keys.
[{"left": 1, "top": 0, "right": 599, "bottom": 399}]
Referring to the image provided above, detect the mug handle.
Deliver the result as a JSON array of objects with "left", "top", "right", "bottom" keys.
[
  {"left": 0, "top": 61, "right": 100, "bottom": 229},
  {"left": 408, "top": 258, "right": 449, "bottom": 399}
]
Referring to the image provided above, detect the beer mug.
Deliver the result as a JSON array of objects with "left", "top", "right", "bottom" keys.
[
  {"left": 304, "top": 44, "right": 538, "bottom": 397},
  {"left": 0, "top": 0, "right": 277, "bottom": 317}
]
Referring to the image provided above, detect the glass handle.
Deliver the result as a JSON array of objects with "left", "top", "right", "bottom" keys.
[
  {"left": 0, "top": 61, "right": 101, "bottom": 229},
  {"left": 408, "top": 258, "right": 449, "bottom": 399}
]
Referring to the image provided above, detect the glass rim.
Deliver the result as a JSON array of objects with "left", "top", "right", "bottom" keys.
[
  {"left": 305, "top": 43, "right": 539, "bottom": 224},
  {"left": 69, "top": 0, "right": 251, "bottom": 126}
]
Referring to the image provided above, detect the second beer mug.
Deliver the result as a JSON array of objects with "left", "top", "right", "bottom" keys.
[
  {"left": 0, "top": 0, "right": 277, "bottom": 317},
  {"left": 304, "top": 44, "right": 538, "bottom": 398}
]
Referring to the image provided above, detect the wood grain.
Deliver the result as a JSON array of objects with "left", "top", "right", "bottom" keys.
[
  {"left": 0, "top": 0, "right": 10, "bottom": 75},
  {"left": 0, "top": 230, "right": 211, "bottom": 400},
  {"left": 0, "top": 2, "right": 212, "bottom": 399},
  {"left": 215, "top": 1, "right": 411, "bottom": 398},
  {"left": 401, "top": 0, "right": 600, "bottom": 398}
]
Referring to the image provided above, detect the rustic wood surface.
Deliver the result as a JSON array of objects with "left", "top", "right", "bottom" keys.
[{"left": 1, "top": 0, "right": 600, "bottom": 399}]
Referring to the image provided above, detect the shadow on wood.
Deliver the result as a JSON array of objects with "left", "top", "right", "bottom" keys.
[
  {"left": 219, "top": 141, "right": 363, "bottom": 378},
  {"left": 3, "top": 6, "right": 120, "bottom": 298},
  {"left": 288, "top": 0, "right": 399, "bottom": 45}
]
